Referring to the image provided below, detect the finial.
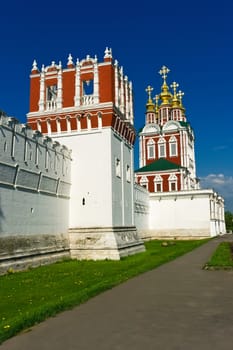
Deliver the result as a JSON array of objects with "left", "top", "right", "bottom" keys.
[
  {"left": 154, "top": 94, "right": 159, "bottom": 113},
  {"left": 159, "top": 65, "right": 170, "bottom": 84},
  {"left": 51, "top": 61, "right": 55, "bottom": 67},
  {"left": 171, "top": 82, "right": 181, "bottom": 108},
  {"left": 177, "top": 90, "right": 184, "bottom": 102},
  {"left": 104, "top": 47, "right": 112, "bottom": 58},
  {"left": 67, "top": 54, "right": 73, "bottom": 66},
  {"left": 177, "top": 90, "right": 185, "bottom": 110},
  {"left": 170, "top": 81, "right": 179, "bottom": 95},
  {"left": 145, "top": 85, "right": 155, "bottom": 113},
  {"left": 159, "top": 65, "right": 172, "bottom": 105},
  {"left": 58, "top": 61, "right": 62, "bottom": 69},
  {"left": 145, "top": 85, "right": 153, "bottom": 101},
  {"left": 76, "top": 58, "right": 80, "bottom": 66},
  {"left": 32, "top": 59, "right": 38, "bottom": 71}
]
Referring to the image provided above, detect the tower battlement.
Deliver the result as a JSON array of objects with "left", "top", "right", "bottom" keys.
[
  {"left": 27, "top": 48, "right": 135, "bottom": 145},
  {"left": 0, "top": 114, "right": 71, "bottom": 196}
]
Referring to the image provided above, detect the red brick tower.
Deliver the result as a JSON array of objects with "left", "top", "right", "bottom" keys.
[
  {"left": 27, "top": 48, "right": 135, "bottom": 145},
  {"left": 26, "top": 48, "right": 145, "bottom": 260}
]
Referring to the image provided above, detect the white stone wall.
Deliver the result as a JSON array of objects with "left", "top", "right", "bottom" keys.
[
  {"left": 52, "top": 127, "right": 135, "bottom": 229},
  {"left": 134, "top": 183, "right": 149, "bottom": 234},
  {"left": 111, "top": 132, "right": 134, "bottom": 226},
  {"left": 0, "top": 115, "right": 71, "bottom": 234},
  {"left": 147, "top": 189, "right": 226, "bottom": 240},
  {"left": 0, "top": 115, "right": 72, "bottom": 273},
  {"left": 0, "top": 187, "right": 69, "bottom": 235}
]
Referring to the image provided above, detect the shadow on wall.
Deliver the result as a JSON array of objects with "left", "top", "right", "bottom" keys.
[{"left": 0, "top": 192, "right": 5, "bottom": 232}]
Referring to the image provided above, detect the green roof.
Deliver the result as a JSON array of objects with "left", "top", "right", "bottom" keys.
[
  {"left": 135, "top": 158, "right": 184, "bottom": 173},
  {"left": 179, "top": 121, "right": 189, "bottom": 127}
]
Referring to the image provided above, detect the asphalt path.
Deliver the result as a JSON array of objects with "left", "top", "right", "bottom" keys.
[{"left": 1, "top": 235, "right": 233, "bottom": 350}]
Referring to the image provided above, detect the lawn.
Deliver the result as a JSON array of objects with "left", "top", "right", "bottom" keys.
[
  {"left": 0, "top": 239, "right": 209, "bottom": 344},
  {"left": 204, "top": 242, "right": 233, "bottom": 269}
]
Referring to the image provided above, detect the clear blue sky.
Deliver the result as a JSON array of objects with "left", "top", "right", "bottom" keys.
[{"left": 0, "top": 0, "right": 233, "bottom": 211}]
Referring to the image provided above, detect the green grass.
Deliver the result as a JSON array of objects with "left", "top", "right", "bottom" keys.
[
  {"left": 204, "top": 242, "right": 233, "bottom": 269},
  {"left": 0, "top": 239, "right": 208, "bottom": 344}
]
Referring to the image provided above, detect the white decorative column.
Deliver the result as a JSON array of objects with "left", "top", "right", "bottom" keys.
[
  {"left": 47, "top": 119, "right": 51, "bottom": 135},
  {"left": 39, "top": 65, "right": 45, "bottom": 111},
  {"left": 97, "top": 112, "right": 102, "bottom": 129},
  {"left": 77, "top": 116, "right": 81, "bottom": 131},
  {"left": 57, "top": 62, "right": 63, "bottom": 109},
  {"left": 67, "top": 117, "right": 71, "bottom": 132},
  {"left": 87, "top": 116, "right": 91, "bottom": 130},
  {"left": 129, "top": 81, "right": 134, "bottom": 124},
  {"left": 93, "top": 57, "right": 99, "bottom": 104},
  {"left": 124, "top": 76, "right": 129, "bottom": 120},
  {"left": 139, "top": 135, "right": 143, "bottom": 168},
  {"left": 56, "top": 119, "right": 61, "bottom": 133},
  {"left": 74, "top": 59, "right": 81, "bottom": 107},
  {"left": 120, "top": 66, "right": 124, "bottom": 114},
  {"left": 37, "top": 120, "right": 41, "bottom": 132},
  {"left": 114, "top": 60, "right": 119, "bottom": 108},
  {"left": 142, "top": 135, "right": 146, "bottom": 167}
]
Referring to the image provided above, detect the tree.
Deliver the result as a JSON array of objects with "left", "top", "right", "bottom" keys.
[{"left": 225, "top": 211, "right": 233, "bottom": 232}]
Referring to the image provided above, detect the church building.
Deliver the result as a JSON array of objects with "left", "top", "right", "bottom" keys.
[
  {"left": 135, "top": 65, "right": 225, "bottom": 240},
  {"left": 135, "top": 65, "right": 199, "bottom": 193}
]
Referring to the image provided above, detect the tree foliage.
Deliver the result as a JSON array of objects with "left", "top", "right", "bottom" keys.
[{"left": 225, "top": 211, "right": 233, "bottom": 232}]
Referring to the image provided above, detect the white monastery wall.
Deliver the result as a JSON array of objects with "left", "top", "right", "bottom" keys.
[
  {"left": 0, "top": 187, "right": 69, "bottom": 235},
  {"left": 145, "top": 189, "right": 226, "bottom": 240},
  {"left": 111, "top": 132, "right": 134, "bottom": 226},
  {"left": 134, "top": 183, "right": 149, "bottom": 233},
  {"left": 0, "top": 115, "right": 72, "bottom": 274}
]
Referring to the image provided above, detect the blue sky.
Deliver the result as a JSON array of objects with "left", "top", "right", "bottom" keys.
[{"left": 0, "top": 0, "right": 233, "bottom": 211}]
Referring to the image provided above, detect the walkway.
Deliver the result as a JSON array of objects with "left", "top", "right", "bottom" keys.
[{"left": 1, "top": 235, "right": 233, "bottom": 350}]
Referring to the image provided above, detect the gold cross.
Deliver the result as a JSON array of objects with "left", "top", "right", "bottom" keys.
[
  {"left": 154, "top": 95, "right": 159, "bottom": 105},
  {"left": 170, "top": 81, "right": 179, "bottom": 95},
  {"left": 145, "top": 85, "right": 153, "bottom": 100},
  {"left": 159, "top": 65, "right": 170, "bottom": 81},
  {"left": 177, "top": 90, "right": 184, "bottom": 101}
]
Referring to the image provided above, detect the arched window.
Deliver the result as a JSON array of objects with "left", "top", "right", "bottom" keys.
[
  {"left": 140, "top": 175, "right": 148, "bottom": 190},
  {"left": 169, "top": 136, "right": 177, "bottom": 157},
  {"left": 158, "top": 137, "right": 166, "bottom": 158},
  {"left": 154, "top": 175, "right": 163, "bottom": 192},
  {"left": 115, "top": 158, "right": 121, "bottom": 178},
  {"left": 147, "top": 139, "right": 155, "bottom": 159},
  {"left": 168, "top": 174, "right": 177, "bottom": 191}
]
